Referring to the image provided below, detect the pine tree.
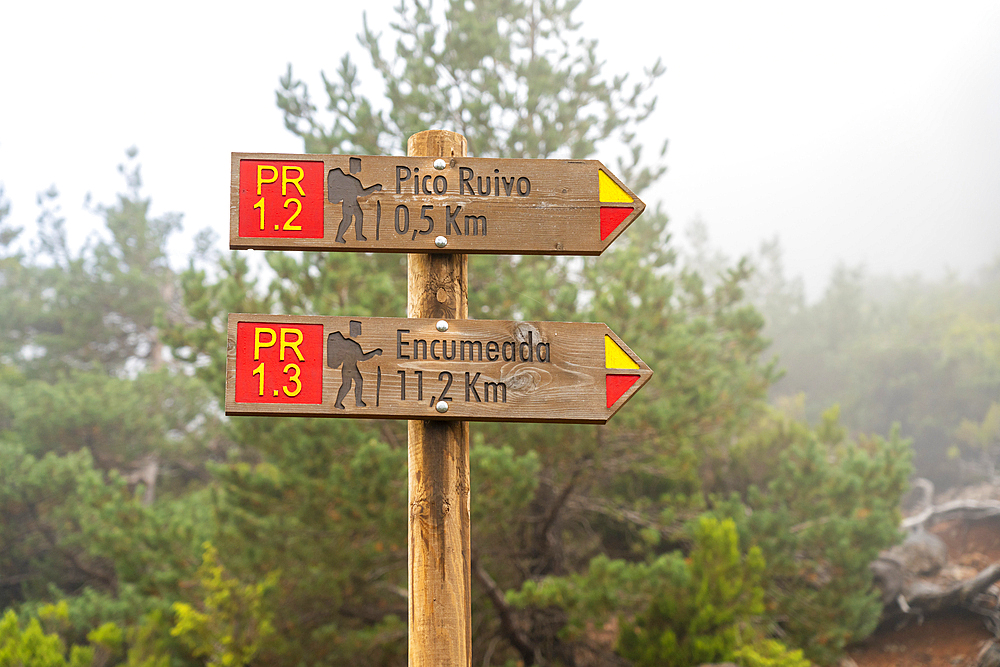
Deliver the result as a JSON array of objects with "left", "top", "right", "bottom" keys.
[
  {"left": 170, "top": 1, "right": 821, "bottom": 664},
  {"left": 0, "top": 155, "right": 223, "bottom": 662},
  {"left": 163, "top": 0, "right": 918, "bottom": 663},
  {"left": 0, "top": 3, "right": 920, "bottom": 666}
]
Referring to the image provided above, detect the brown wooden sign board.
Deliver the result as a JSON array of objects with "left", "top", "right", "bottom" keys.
[
  {"left": 230, "top": 153, "right": 644, "bottom": 255},
  {"left": 225, "top": 313, "right": 652, "bottom": 424}
]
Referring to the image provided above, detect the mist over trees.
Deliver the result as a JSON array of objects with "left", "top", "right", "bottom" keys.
[
  {"left": 0, "top": 1, "right": 993, "bottom": 666},
  {"left": 704, "top": 228, "right": 1000, "bottom": 490}
]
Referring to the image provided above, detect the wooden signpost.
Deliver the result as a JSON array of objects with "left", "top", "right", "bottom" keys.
[
  {"left": 225, "top": 314, "right": 652, "bottom": 424},
  {"left": 405, "top": 131, "right": 470, "bottom": 666},
  {"left": 230, "top": 152, "right": 644, "bottom": 255},
  {"left": 225, "top": 130, "right": 650, "bottom": 666}
]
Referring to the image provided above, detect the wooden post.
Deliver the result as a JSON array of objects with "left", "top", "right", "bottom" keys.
[{"left": 407, "top": 130, "right": 471, "bottom": 666}]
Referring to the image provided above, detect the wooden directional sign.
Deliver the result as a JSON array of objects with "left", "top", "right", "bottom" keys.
[
  {"left": 230, "top": 153, "right": 644, "bottom": 255},
  {"left": 225, "top": 313, "right": 652, "bottom": 424}
]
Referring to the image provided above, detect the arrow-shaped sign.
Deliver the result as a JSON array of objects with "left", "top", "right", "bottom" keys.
[
  {"left": 230, "top": 153, "right": 644, "bottom": 256},
  {"left": 225, "top": 314, "right": 652, "bottom": 424}
]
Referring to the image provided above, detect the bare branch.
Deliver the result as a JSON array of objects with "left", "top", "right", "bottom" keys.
[{"left": 472, "top": 556, "right": 539, "bottom": 666}]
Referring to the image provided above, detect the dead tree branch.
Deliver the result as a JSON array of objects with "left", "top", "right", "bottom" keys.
[{"left": 472, "top": 556, "right": 540, "bottom": 666}]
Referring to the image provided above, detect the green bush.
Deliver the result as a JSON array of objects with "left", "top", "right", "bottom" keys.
[
  {"left": 511, "top": 517, "right": 806, "bottom": 667},
  {"left": 170, "top": 543, "right": 278, "bottom": 667},
  {"left": 0, "top": 609, "right": 94, "bottom": 667},
  {"left": 617, "top": 517, "right": 805, "bottom": 667},
  {"left": 715, "top": 407, "right": 911, "bottom": 663}
]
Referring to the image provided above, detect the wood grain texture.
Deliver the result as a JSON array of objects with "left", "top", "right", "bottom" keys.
[
  {"left": 224, "top": 314, "right": 652, "bottom": 424},
  {"left": 229, "top": 151, "right": 644, "bottom": 255},
  {"left": 407, "top": 253, "right": 468, "bottom": 320},
  {"left": 407, "top": 129, "right": 471, "bottom": 667}
]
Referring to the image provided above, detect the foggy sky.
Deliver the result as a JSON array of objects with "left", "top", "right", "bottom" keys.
[{"left": 1, "top": 0, "right": 998, "bottom": 299}]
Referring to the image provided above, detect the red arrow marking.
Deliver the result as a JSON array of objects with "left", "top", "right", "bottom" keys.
[
  {"left": 606, "top": 374, "right": 639, "bottom": 407},
  {"left": 600, "top": 207, "right": 632, "bottom": 241}
]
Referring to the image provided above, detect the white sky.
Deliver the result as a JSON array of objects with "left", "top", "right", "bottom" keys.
[{"left": 1, "top": 0, "right": 998, "bottom": 299}]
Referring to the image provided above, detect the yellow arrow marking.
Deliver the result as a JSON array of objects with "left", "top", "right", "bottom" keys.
[
  {"left": 605, "top": 335, "right": 639, "bottom": 369},
  {"left": 599, "top": 170, "right": 633, "bottom": 203}
]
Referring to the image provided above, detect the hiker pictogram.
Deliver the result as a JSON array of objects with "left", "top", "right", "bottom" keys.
[
  {"left": 328, "top": 157, "right": 383, "bottom": 243},
  {"left": 327, "top": 320, "right": 382, "bottom": 409}
]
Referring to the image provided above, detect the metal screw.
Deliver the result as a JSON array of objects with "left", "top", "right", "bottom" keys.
[
  {"left": 434, "top": 236, "right": 448, "bottom": 248},
  {"left": 435, "top": 400, "right": 449, "bottom": 413},
  {"left": 433, "top": 158, "right": 447, "bottom": 170},
  {"left": 436, "top": 320, "right": 449, "bottom": 332}
]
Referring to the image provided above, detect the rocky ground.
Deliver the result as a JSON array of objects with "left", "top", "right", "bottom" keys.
[{"left": 847, "top": 489, "right": 1000, "bottom": 667}]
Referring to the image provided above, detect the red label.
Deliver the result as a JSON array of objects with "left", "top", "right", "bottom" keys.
[
  {"left": 235, "top": 323, "right": 324, "bottom": 404},
  {"left": 600, "top": 207, "right": 632, "bottom": 241},
  {"left": 238, "top": 160, "right": 324, "bottom": 238},
  {"left": 606, "top": 374, "right": 639, "bottom": 408}
]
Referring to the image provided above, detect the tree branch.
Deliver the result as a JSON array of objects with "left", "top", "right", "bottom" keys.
[
  {"left": 902, "top": 499, "right": 1000, "bottom": 532},
  {"left": 472, "top": 556, "right": 539, "bottom": 666}
]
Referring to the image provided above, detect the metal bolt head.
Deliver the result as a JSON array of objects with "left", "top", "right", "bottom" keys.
[
  {"left": 434, "top": 236, "right": 448, "bottom": 248},
  {"left": 435, "top": 400, "right": 449, "bottom": 413},
  {"left": 436, "top": 320, "right": 449, "bottom": 332},
  {"left": 433, "top": 158, "right": 447, "bottom": 170}
]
